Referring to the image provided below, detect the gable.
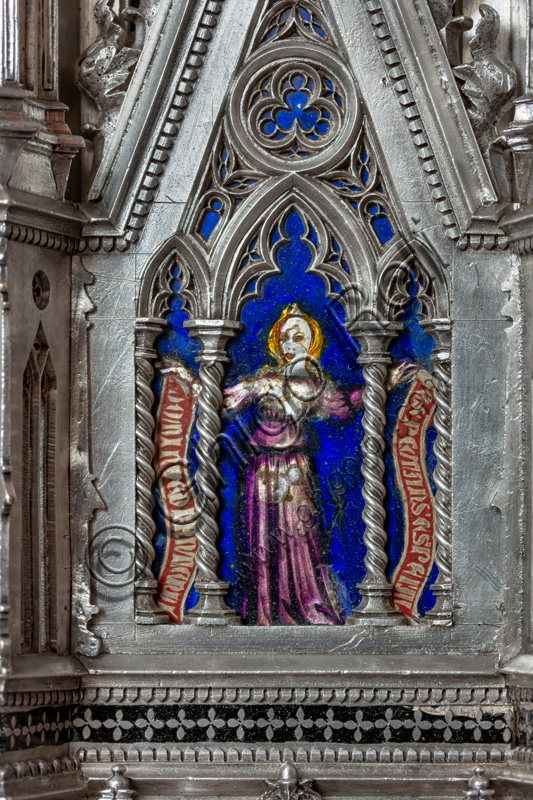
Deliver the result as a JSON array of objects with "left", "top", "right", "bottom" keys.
[{"left": 80, "top": 0, "right": 498, "bottom": 255}]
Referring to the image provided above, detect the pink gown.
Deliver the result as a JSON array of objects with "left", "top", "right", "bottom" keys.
[{"left": 224, "top": 373, "right": 363, "bottom": 625}]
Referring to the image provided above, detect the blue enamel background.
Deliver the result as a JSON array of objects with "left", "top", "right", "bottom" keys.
[{"left": 153, "top": 209, "right": 437, "bottom": 621}]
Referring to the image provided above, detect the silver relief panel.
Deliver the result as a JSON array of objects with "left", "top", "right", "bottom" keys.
[
  {"left": 1, "top": 0, "right": 532, "bottom": 798},
  {"left": 79, "top": 0, "right": 517, "bottom": 659}
]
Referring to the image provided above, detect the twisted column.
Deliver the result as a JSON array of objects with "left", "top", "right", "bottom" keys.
[
  {"left": 345, "top": 322, "right": 407, "bottom": 626},
  {"left": 134, "top": 319, "right": 169, "bottom": 624},
  {"left": 184, "top": 319, "right": 242, "bottom": 625},
  {"left": 422, "top": 320, "right": 453, "bottom": 625}
]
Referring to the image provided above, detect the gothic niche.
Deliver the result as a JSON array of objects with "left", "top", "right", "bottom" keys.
[
  {"left": 21, "top": 324, "right": 57, "bottom": 652},
  {"left": 143, "top": 0, "right": 452, "bottom": 629}
]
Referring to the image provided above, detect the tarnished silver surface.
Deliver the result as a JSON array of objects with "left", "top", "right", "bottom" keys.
[
  {"left": 78, "top": 0, "right": 526, "bottom": 651},
  {"left": 1, "top": 0, "right": 533, "bottom": 798}
]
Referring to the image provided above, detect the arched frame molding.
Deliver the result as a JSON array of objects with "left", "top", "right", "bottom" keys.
[{"left": 132, "top": 184, "right": 453, "bottom": 627}]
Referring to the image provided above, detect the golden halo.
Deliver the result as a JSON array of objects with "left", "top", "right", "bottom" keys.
[{"left": 267, "top": 303, "right": 324, "bottom": 367}]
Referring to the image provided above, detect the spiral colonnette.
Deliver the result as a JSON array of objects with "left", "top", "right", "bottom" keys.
[
  {"left": 135, "top": 354, "right": 158, "bottom": 580},
  {"left": 360, "top": 361, "right": 389, "bottom": 581},
  {"left": 431, "top": 354, "right": 452, "bottom": 582},
  {"left": 193, "top": 359, "right": 225, "bottom": 582}
]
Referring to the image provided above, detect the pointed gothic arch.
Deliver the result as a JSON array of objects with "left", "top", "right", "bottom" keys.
[
  {"left": 137, "top": 234, "right": 210, "bottom": 320},
  {"left": 21, "top": 323, "right": 58, "bottom": 653},
  {"left": 138, "top": 183, "right": 382, "bottom": 327},
  {"left": 375, "top": 237, "right": 451, "bottom": 322},
  {"left": 208, "top": 178, "right": 375, "bottom": 322}
]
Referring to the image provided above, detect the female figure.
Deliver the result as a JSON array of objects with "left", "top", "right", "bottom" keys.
[{"left": 224, "top": 304, "right": 363, "bottom": 625}]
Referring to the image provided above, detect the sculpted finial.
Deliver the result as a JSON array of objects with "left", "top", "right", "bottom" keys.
[
  {"left": 75, "top": 0, "right": 149, "bottom": 176},
  {"left": 454, "top": 4, "right": 517, "bottom": 151},
  {"left": 259, "top": 763, "right": 322, "bottom": 800},
  {"left": 98, "top": 765, "right": 135, "bottom": 800},
  {"left": 427, "top": 0, "right": 473, "bottom": 66}
]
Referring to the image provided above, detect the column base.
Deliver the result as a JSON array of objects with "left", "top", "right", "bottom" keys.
[
  {"left": 184, "top": 581, "right": 242, "bottom": 626},
  {"left": 425, "top": 582, "right": 453, "bottom": 626},
  {"left": 345, "top": 582, "right": 407, "bottom": 627},
  {"left": 135, "top": 582, "right": 170, "bottom": 624}
]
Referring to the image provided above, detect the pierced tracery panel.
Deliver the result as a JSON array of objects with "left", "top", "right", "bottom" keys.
[
  {"left": 253, "top": 0, "right": 335, "bottom": 48},
  {"left": 191, "top": 128, "right": 266, "bottom": 248},
  {"left": 228, "top": 42, "right": 360, "bottom": 175},
  {"left": 322, "top": 131, "right": 397, "bottom": 248},
  {"left": 247, "top": 64, "right": 344, "bottom": 160}
]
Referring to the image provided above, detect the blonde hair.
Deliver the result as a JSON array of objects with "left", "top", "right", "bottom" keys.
[{"left": 267, "top": 303, "right": 324, "bottom": 368}]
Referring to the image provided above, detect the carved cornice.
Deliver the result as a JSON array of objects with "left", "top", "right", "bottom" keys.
[
  {"left": 0, "top": 689, "right": 81, "bottom": 710},
  {"left": 0, "top": 189, "right": 84, "bottom": 253},
  {"left": 509, "top": 237, "right": 533, "bottom": 256},
  {"left": 73, "top": 741, "right": 512, "bottom": 765},
  {"left": 499, "top": 207, "right": 533, "bottom": 255},
  {"left": 0, "top": 222, "right": 79, "bottom": 253},
  {"left": 363, "top": 0, "right": 459, "bottom": 241},
  {"left": 514, "top": 746, "right": 533, "bottom": 763},
  {"left": 457, "top": 232, "right": 509, "bottom": 251},
  {"left": 510, "top": 688, "right": 533, "bottom": 705},
  {"left": 0, "top": 211, "right": 132, "bottom": 254},
  {"left": 123, "top": 0, "right": 226, "bottom": 245},
  {"left": 80, "top": 686, "right": 510, "bottom": 706},
  {"left": 79, "top": 235, "right": 129, "bottom": 253},
  {"left": 457, "top": 203, "right": 510, "bottom": 251},
  {"left": 0, "top": 756, "right": 81, "bottom": 782}
]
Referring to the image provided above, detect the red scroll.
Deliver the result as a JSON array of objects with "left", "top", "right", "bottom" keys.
[
  {"left": 154, "top": 366, "right": 199, "bottom": 623},
  {"left": 391, "top": 370, "right": 437, "bottom": 619}
]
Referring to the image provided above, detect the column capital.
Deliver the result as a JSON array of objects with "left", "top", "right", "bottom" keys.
[
  {"left": 135, "top": 317, "right": 168, "bottom": 349},
  {"left": 135, "top": 317, "right": 168, "bottom": 328},
  {"left": 345, "top": 321, "right": 403, "bottom": 362},
  {"left": 184, "top": 319, "right": 242, "bottom": 363},
  {"left": 421, "top": 318, "right": 452, "bottom": 352}
]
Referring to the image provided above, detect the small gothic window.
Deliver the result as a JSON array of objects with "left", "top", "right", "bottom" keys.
[{"left": 21, "top": 324, "right": 57, "bottom": 653}]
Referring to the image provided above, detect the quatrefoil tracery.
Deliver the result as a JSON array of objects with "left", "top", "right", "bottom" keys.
[{"left": 249, "top": 65, "right": 343, "bottom": 158}]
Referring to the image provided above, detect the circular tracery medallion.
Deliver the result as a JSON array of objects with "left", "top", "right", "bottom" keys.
[{"left": 229, "top": 43, "right": 361, "bottom": 174}]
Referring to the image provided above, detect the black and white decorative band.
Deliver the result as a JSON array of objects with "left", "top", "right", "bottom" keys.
[
  {"left": 72, "top": 704, "right": 513, "bottom": 746},
  {"left": 0, "top": 706, "right": 72, "bottom": 752}
]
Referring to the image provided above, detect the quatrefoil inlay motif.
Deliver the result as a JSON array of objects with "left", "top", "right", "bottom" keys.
[{"left": 248, "top": 64, "right": 344, "bottom": 158}]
